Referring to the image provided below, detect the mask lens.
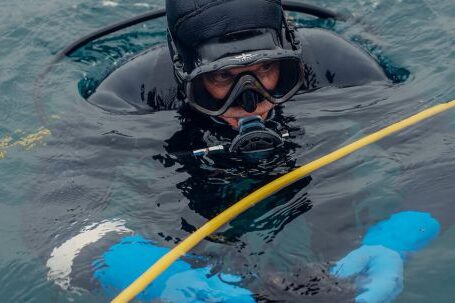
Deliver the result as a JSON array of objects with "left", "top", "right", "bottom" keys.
[
  {"left": 190, "top": 74, "right": 230, "bottom": 113},
  {"left": 187, "top": 58, "right": 304, "bottom": 115},
  {"left": 269, "top": 58, "right": 303, "bottom": 100}
]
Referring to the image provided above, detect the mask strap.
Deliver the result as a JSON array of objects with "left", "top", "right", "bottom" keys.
[
  {"left": 281, "top": 9, "right": 300, "bottom": 50},
  {"left": 167, "top": 29, "right": 188, "bottom": 98}
]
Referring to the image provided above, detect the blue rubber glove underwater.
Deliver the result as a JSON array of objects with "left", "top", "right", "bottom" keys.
[
  {"left": 93, "top": 235, "right": 255, "bottom": 303},
  {"left": 331, "top": 211, "right": 440, "bottom": 303}
]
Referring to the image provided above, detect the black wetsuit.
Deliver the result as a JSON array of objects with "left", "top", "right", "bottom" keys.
[
  {"left": 36, "top": 28, "right": 392, "bottom": 302},
  {"left": 88, "top": 28, "right": 387, "bottom": 114}
]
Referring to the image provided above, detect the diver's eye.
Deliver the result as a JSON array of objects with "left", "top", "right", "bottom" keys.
[
  {"left": 205, "top": 70, "right": 234, "bottom": 85},
  {"left": 257, "top": 61, "right": 278, "bottom": 74}
]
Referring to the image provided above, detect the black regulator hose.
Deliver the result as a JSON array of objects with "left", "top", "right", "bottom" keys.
[{"left": 53, "top": 1, "right": 343, "bottom": 63}]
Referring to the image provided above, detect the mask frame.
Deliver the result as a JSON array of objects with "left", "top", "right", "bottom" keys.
[
  {"left": 186, "top": 56, "right": 305, "bottom": 116},
  {"left": 168, "top": 10, "right": 305, "bottom": 116}
]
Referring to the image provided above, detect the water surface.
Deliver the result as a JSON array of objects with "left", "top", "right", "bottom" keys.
[{"left": 0, "top": 0, "right": 454, "bottom": 302}]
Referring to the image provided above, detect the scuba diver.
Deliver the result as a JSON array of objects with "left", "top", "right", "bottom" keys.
[
  {"left": 88, "top": 0, "right": 387, "bottom": 157},
  {"left": 41, "top": 1, "right": 443, "bottom": 303}
]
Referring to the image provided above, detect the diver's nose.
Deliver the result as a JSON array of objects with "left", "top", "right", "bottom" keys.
[{"left": 239, "top": 90, "right": 261, "bottom": 113}]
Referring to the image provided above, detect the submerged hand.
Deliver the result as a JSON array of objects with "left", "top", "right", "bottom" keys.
[
  {"left": 93, "top": 235, "right": 255, "bottom": 303},
  {"left": 331, "top": 211, "right": 440, "bottom": 303},
  {"left": 331, "top": 245, "right": 403, "bottom": 303}
]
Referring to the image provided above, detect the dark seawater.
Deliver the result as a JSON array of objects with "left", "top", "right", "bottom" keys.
[{"left": 0, "top": 0, "right": 454, "bottom": 302}]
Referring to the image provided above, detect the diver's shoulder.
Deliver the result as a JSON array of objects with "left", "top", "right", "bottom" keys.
[
  {"left": 296, "top": 28, "right": 388, "bottom": 86},
  {"left": 101, "top": 44, "right": 172, "bottom": 86},
  {"left": 297, "top": 28, "right": 365, "bottom": 55},
  {"left": 297, "top": 28, "right": 349, "bottom": 46},
  {"left": 88, "top": 44, "right": 179, "bottom": 113}
]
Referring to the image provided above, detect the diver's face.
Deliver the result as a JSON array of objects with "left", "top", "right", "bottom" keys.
[{"left": 202, "top": 62, "right": 280, "bottom": 129}]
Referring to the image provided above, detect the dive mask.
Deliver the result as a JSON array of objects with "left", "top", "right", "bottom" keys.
[
  {"left": 169, "top": 25, "right": 305, "bottom": 116},
  {"left": 185, "top": 53, "right": 305, "bottom": 116}
]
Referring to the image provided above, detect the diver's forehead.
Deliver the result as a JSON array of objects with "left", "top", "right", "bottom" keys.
[
  {"left": 222, "top": 62, "right": 271, "bottom": 74},
  {"left": 207, "top": 60, "right": 278, "bottom": 77}
]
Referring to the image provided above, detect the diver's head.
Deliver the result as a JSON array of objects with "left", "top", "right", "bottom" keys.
[{"left": 166, "top": 0, "right": 305, "bottom": 129}]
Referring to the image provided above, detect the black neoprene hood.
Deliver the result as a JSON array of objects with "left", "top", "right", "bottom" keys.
[
  {"left": 166, "top": 0, "right": 282, "bottom": 47},
  {"left": 166, "top": 0, "right": 284, "bottom": 71}
]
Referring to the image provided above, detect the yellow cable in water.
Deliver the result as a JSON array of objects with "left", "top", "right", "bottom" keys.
[{"left": 112, "top": 99, "right": 455, "bottom": 303}]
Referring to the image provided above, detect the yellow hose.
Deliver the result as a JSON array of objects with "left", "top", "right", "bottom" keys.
[{"left": 112, "top": 99, "right": 455, "bottom": 303}]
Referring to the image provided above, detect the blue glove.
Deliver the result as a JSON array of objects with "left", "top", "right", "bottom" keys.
[
  {"left": 331, "top": 211, "right": 440, "bottom": 303},
  {"left": 93, "top": 235, "right": 255, "bottom": 303}
]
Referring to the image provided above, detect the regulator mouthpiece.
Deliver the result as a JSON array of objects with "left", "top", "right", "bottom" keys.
[{"left": 229, "top": 116, "right": 283, "bottom": 154}]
